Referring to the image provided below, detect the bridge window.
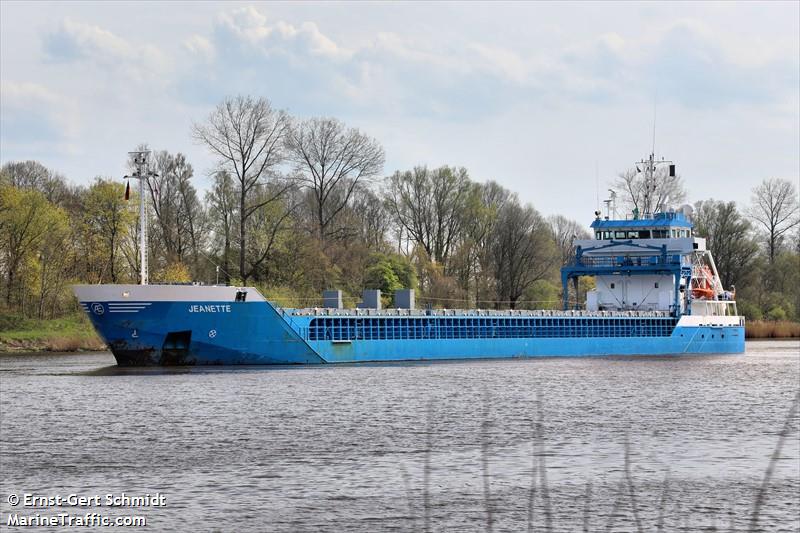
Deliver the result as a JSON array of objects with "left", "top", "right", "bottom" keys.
[
  {"left": 596, "top": 231, "right": 602, "bottom": 240},
  {"left": 614, "top": 231, "right": 627, "bottom": 239},
  {"left": 652, "top": 230, "right": 668, "bottom": 238}
]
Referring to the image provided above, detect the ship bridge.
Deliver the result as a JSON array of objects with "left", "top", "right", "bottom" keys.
[
  {"left": 590, "top": 211, "right": 694, "bottom": 240},
  {"left": 561, "top": 211, "right": 727, "bottom": 317}
]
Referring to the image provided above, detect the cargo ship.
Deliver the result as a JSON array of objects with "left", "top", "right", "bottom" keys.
[{"left": 74, "top": 152, "right": 744, "bottom": 366}]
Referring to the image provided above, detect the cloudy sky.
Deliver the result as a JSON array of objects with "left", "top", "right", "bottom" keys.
[{"left": 1, "top": 1, "right": 798, "bottom": 222}]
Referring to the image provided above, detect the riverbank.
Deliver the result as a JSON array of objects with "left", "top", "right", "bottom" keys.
[
  {"left": 745, "top": 320, "right": 800, "bottom": 339},
  {"left": 0, "top": 313, "right": 105, "bottom": 353}
]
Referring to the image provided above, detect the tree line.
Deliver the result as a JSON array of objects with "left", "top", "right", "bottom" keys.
[{"left": 1, "top": 95, "right": 798, "bottom": 321}]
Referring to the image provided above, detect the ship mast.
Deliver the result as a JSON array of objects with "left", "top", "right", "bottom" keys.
[
  {"left": 634, "top": 100, "right": 676, "bottom": 218},
  {"left": 125, "top": 151, "right": 157, "bottom": 285},
  {"left": 636, "top": 152, "right": 675, "bottom": 218}
]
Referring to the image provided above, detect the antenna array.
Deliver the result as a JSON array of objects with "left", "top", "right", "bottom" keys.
[{"left": 125, "top": 151, "right": 158, "bottom": 285}]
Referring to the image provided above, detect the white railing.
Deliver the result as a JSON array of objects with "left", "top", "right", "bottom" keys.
[{"left": 691, "top": 300, "right": 738, "bottom": 317}]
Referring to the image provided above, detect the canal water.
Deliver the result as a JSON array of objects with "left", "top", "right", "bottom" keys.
[{"left": 1, "top": 340, "right": 798, "bottom": 532}]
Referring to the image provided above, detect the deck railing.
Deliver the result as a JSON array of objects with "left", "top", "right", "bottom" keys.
[{"left": 304, "top": 316, "right": 679, "bottom": 342}]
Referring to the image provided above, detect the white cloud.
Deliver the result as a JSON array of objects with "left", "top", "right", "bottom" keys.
[
  {"left": 44, "top": 18, "right": 170, "bottom": 84},
  {"left": 467, "top": 43, "right": 529, "bottom": 84},
  {"left": 0, "top": 81, "right": 80, "bottom": 155},
  {"left": 0, "top": 81, "right": 79, "bottom": 134},
  {"left": 157, "top": 5, "right": 788, "bottom": 121},
  {"left": 215, "top": 6, "right": 351, "bottom": 61},
  {"left": 0, "top": 2, "right": 796, "bottom": 221},
  {"left": 184, "top": 35, "right": 216, "bottom": 63}
]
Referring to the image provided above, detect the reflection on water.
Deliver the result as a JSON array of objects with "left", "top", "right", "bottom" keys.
[{"left": 1, "top": 340, "right": 798, "bottom": 532}]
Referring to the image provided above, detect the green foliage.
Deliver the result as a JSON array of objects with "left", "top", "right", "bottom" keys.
[
  {"left": 365, "top": 260, "right": 401, "bottom": 293},
  {"left": 364, "top": 253, "right": 417, "bottom": 305},
  {"left": 259, "top": 284, "right": 320, "bottom": 308},
  {"left": 0, "top": 312, "right": 104, "bottom": 351},
  {"left": 388, "top": 255, "right": 417, "bottom": 291},
  {"left": 737, "top": 301, "right": 763, "bottom": 321},
  {"left": 523, "top": 280, "right": 561, "bottom": 310},
  {"left": 0, "top": 184, "right": 71, "bottom": 315},
  {"left": 766, "top": 305, "right": 788, "bottom": 322},
  {"left": 693, "top": 199, "right": 759, "bottom": 290},
  {"left": 83, "top": 178, "right": 135, "bottom": 283},
  {"left": 156, "top": 262, "right": 192, "bottom": 283}
]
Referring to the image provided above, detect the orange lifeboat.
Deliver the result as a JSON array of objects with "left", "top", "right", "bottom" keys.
[{"left": 691, "top": 266, "right": 716, "bottom": 300}]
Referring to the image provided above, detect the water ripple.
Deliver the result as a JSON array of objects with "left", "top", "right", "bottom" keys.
[{"left": 1, "top": 340, "right": 798, "bottom": 532}]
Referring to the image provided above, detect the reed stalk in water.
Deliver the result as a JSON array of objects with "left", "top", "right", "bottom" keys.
[
  {"left": 481, "top": 393, "right": 494, "bottom": 533},
  {"left": 748, "top": 391, "right": 800, "bottom": 532},
  {"left": 423, "top": 401, "right": 433, "bottom": 533}
]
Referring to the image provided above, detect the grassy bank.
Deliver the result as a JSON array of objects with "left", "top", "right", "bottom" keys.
[
  {"left": 745, "top": 320, "right": 800, "bottom": 339},
  {"left": 0, "top": 313, "right": 106, "bottom": 353}
]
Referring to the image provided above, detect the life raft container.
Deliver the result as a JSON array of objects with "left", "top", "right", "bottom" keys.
[{"left": 691, "top": 266, "right": 716, "bottom": 300}]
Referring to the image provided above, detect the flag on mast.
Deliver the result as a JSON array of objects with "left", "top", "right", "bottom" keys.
[{"left": 124, "top": 180, "right": 130, "bottom": 201}]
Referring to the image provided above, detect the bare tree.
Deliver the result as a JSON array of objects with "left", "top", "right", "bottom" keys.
[
  {"left": 548, "top": 214, "right": 591, "bottom": 267},
  {"left": 244, "top": 183, "right": 298, "bottom": 282},
  {"left": 748, "top": 178, "right": 800, "bottom": 264},
  {"left": 146, "top": 151, "right": 201, "bottom": 266},
  {"left": 0, "top": 160, "right": 69, "bottom": 205},
  {"left": 693, "top": 200, "right": 759, "bottom": 289},
  {"left": 351, "top": 186, "right": 390, "bottom": 250},
  {"left": 613, "top": 166, "right": 687, "bottom": 216},
  {"left": 193, "top": 95, "right": 291, "bottom": 282},
  {"left": 450, "top": 180, "right": 511, "bottom": 304},
  {"left": 205, "top": 171, "right": 237, "bottom": 283},
  {"left": 286, "top": 117, "right": 384, "bottom": 243},
  {"left": 176, "top": 169, "right": 206, "bottom": 276},
  {"left": 385, "top": 166, "right": 471, "bottom": 265},
  {"left": 490, "top": 200, "right": 556, "bottom": 309}
]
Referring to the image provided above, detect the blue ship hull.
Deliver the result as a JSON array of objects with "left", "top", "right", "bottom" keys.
[{"left": 74, "top": 286, "right": 745, "bottom": 366}]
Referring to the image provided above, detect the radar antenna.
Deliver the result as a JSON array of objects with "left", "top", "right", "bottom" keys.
[
  {"left": 603, "top": 189, "right": 617, "bottom": 220},
  {"left": 635, "top": 152, "right": 675, "bottom": 218}
]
